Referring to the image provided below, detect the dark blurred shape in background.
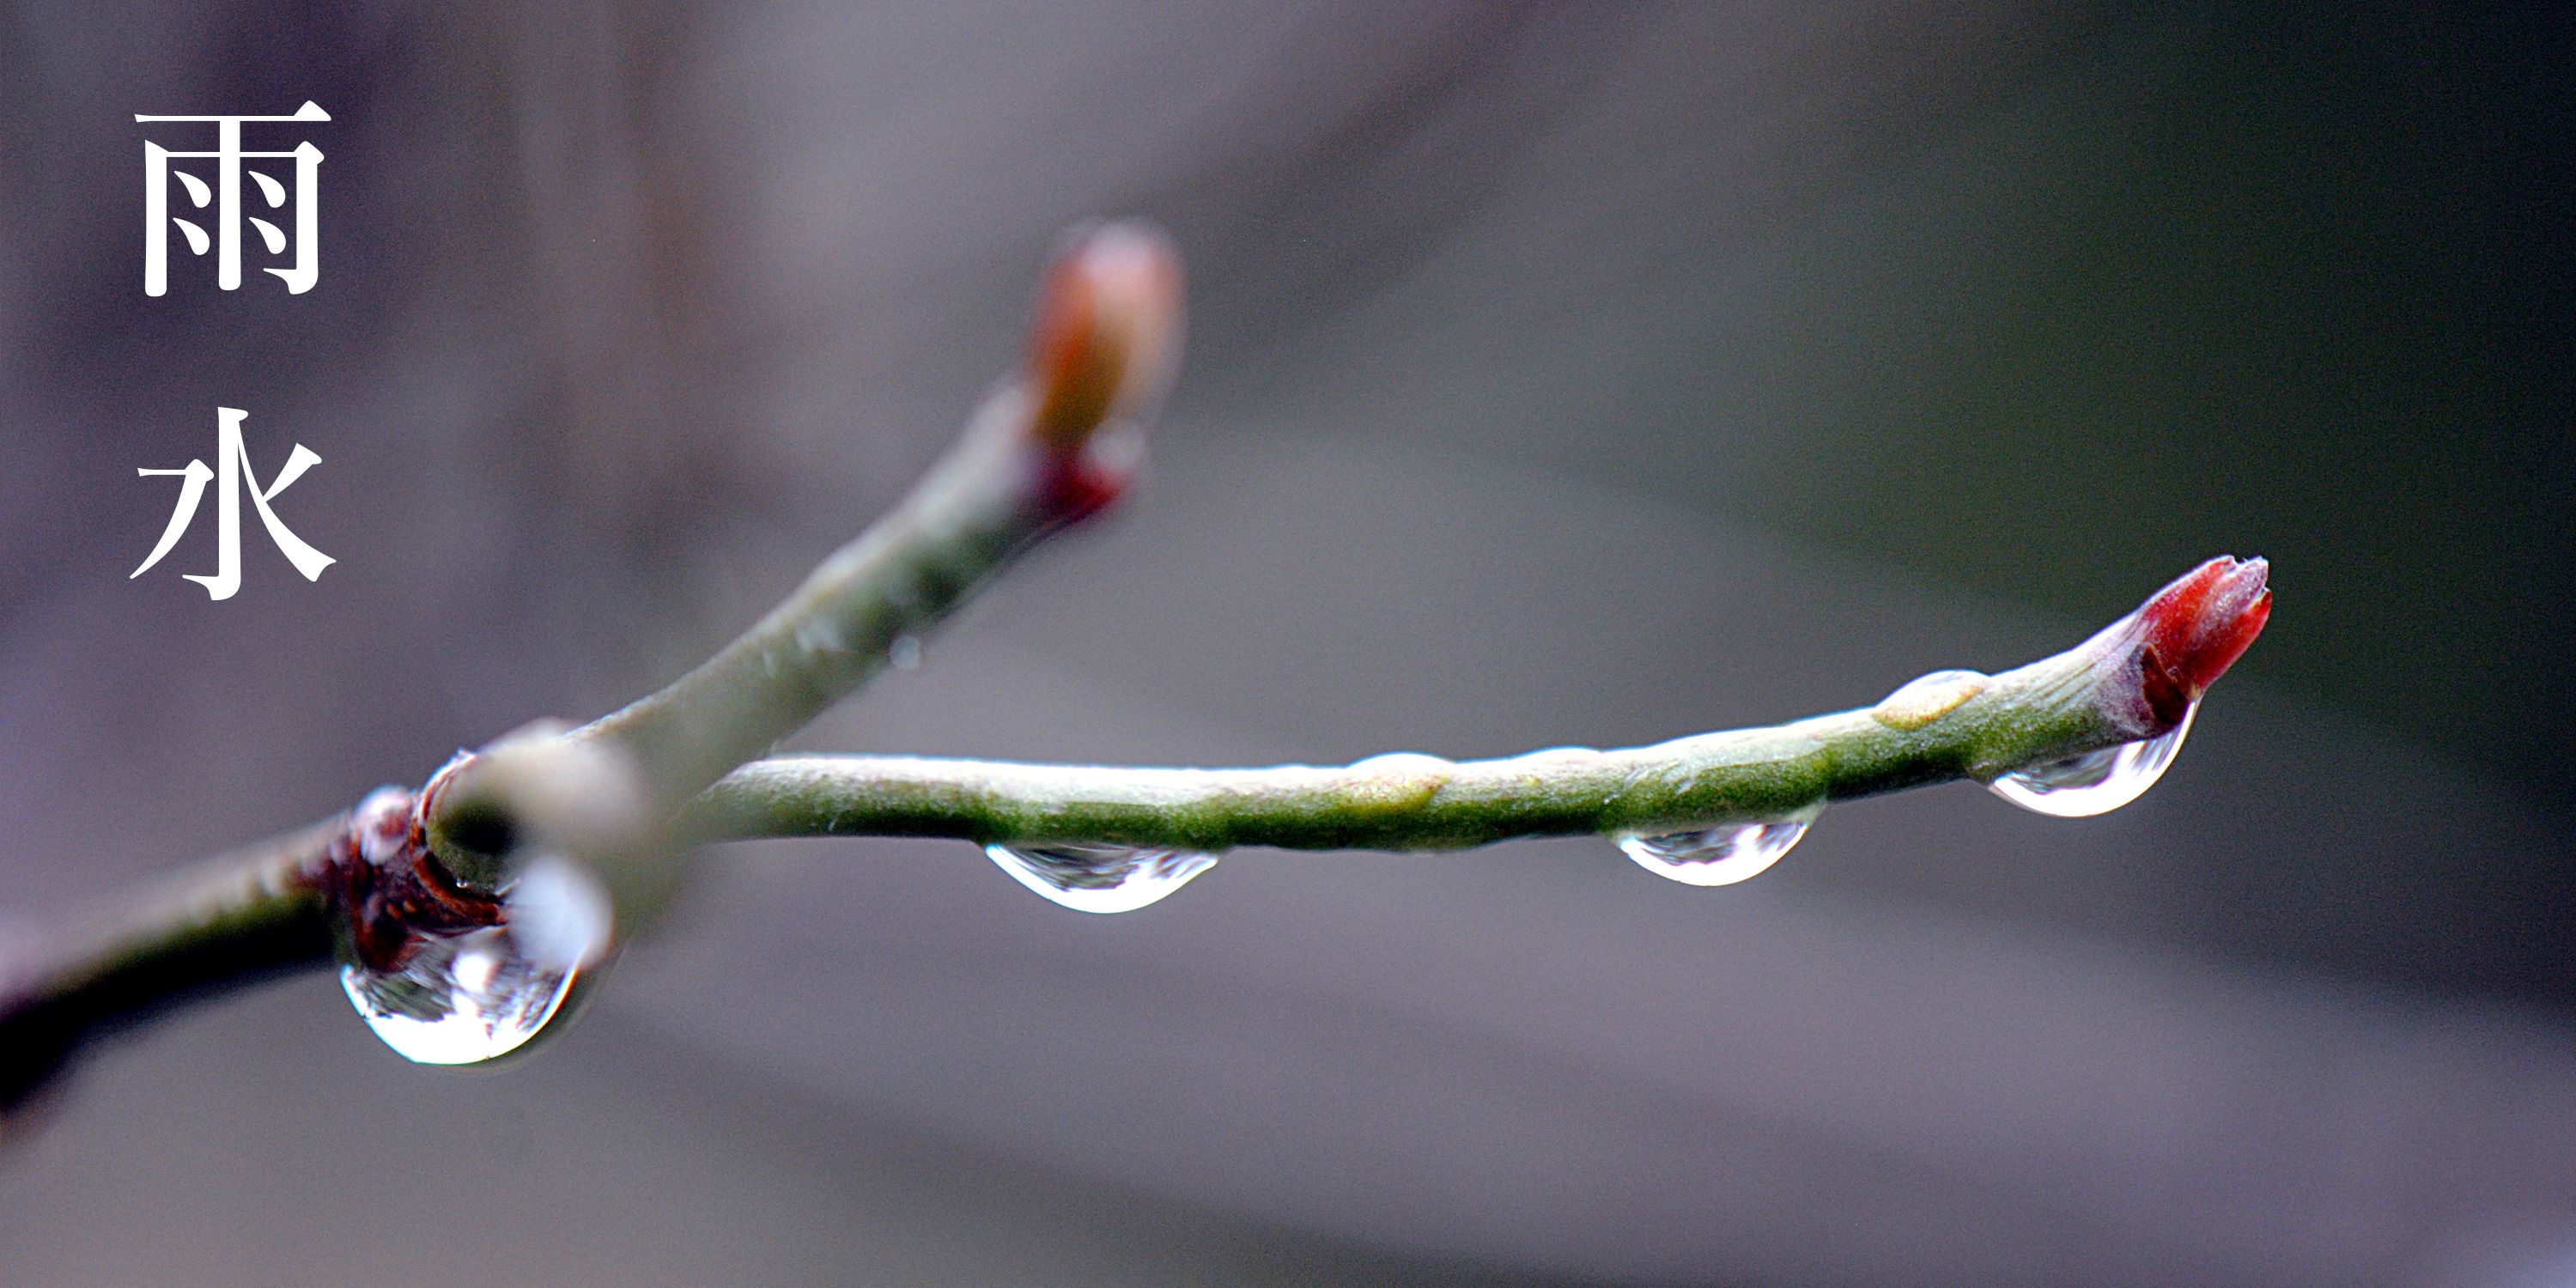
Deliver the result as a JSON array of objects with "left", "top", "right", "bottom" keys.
[{"left": 0, "top": 3, "right": 2569, "bottom": 1285}]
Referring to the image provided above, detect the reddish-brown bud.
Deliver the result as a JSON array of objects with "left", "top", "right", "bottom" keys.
[
  {"left": 2134, "top": 555, "right": 2272, "bottom": 726},
  {"left": 1024, "top": 221, "right": 1184, "bottom": 454},
  {"left": 319, "top": 781, "right": 502, "bottom": 973}
]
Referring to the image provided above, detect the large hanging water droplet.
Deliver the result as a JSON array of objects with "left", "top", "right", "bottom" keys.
[
  {"left": 1989, "top": 700, "right": 2197, "bottom": 817},
  {"left": 341, "top": 855, "right": 613, "bottom": 1065},
  {"left": 985, "top": 841, "right": 1218, "bottom": 914},
  {"left": 1618, "top": 811, "right": 1817, "bottom": 886}
]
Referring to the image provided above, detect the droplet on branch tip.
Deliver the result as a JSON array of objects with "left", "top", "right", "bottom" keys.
[{"left": 1990, "top": 699, "right": 2197, "bottom": 817}]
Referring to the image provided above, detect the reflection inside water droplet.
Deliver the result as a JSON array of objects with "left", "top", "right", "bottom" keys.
[
  {"left": 1989, "top": 700, "right": 2196, "bottom": 817},
  {"left": 985, "top": 841, "right": 1218, "bottom": 913},
  {"left": 1619, "top": 811, "right": 1817, "bottom": 886},
  {"left": 340, "top": 854, "right": 612, "bottom": 1066}
]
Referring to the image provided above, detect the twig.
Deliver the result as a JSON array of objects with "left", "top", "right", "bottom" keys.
[
  {"left": 418, "top": 221, "right": 1185, "bottom": 894},
  {"left": 688, "top": 556, "right": 2272, "bottom": 851},
  {"left": 0, "top": 820, "right": 338, "bottom": 1119}
]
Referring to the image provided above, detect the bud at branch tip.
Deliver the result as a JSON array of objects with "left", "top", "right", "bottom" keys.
[
  {"left": 2134, "top": 554, "right": 2273, "bottom": 727},
  {"left": 1024, "top": 220, "right": 1184, "bottom": 454}
]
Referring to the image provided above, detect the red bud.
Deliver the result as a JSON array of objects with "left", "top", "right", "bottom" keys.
[
  {"left": 1025, "top": 221, "right": 1184, "bottom": 453},
  {"left": 2134, "top": 556, "right": 2272, "bottom": 726}
]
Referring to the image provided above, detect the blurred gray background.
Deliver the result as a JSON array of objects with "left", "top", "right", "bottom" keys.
[{"left": 2, "top": 2, "right": 2571, "bottom": 1284}]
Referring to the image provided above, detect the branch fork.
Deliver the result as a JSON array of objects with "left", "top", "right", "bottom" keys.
[{"left": 0, "top": 219, "right": 2270, "bottom": 1121}]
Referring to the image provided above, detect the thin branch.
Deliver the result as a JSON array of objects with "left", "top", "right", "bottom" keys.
[
  {"left": 530, "top": 225, "right": 1175, "bottom": 809},
  {"left": 0, "top": 820, "right": 338, "bottom": 1118},
  {"left": 687, "top": 557, "right": 2274, "bottom": 852},
  {"left": 419, "top": 221, "right": 1186, "bottom": 894},
  {"left": 562, "top": 383, "right": 1116, "bottom": 805}
]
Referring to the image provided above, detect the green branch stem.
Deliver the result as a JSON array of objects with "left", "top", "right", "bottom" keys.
[
  {"left": 0, "top": 821, "right": 337, "bottom": 1116},
  {"left": 689, "top": 645, "right": 2116, "bottom": 854},
  {"left": 567, "top": 384, "right": 1088, "bottom": 808},
  {"left": 420, "top": 222, "right": 1183, "bottom": 889}
]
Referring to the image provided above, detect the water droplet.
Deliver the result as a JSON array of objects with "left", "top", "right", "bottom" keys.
[
  {"left": 1618, "top": 811, "right": 1817, "bottom": 886},
  {"left": 1989, "top": 700, "right": 2196, "bottom": 817},
  {"left": 985, "top": 841, "right": 1218, "bottom": 913},
  {"left": 888, "top": 634, "right": 923, "bottom": 671},
  {"left": 341, "top": 855, "right": 612, "bottom": 1065}
]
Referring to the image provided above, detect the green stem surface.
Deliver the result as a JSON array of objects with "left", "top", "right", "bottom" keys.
[
  {"left": 0, "top": 821, "right": 337, "bottom": 1115},
  {"left": 689, "top": 635, "right": 2120, "bottom": 853},
  {"left": 568, "top": 386, "right": 1073, "bottom": 810}
]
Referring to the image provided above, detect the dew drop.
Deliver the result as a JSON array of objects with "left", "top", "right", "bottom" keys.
[
  {"left": 340, "top": 854, "right": 613, "bottom": 1066},
  {"left": 985, "top": 841, "right": 1218, "bottom": 914},
  {"left": 1618, "top": 811, "right": 1817, "bottom": 886},
  {"left": 888, "top": 634, "right": 923, "bottom": 671},
  {"left": 1989, "top": 700, "right": 2196, "bottom": 817}
]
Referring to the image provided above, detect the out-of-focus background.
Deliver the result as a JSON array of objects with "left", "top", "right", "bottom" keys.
[{"left": 2, "top": 3, "right": 2570, "bottom": 1284}]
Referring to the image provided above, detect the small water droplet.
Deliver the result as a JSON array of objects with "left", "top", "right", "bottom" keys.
[
  {"left": 1989, "top": 700, "right": 2196, "bottom": 817},
  {"left": 986, "top": 841, "right": 1218, "bottom": 913},
  {"left": 888, "top": 634, "right": 923, "bottom": 671},
  {"left": 1619, "top": 811, "right": 1817, "bottom": 886},
  {"left": 341, "top": 855, "right": 612, "bottom": 1066}
]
